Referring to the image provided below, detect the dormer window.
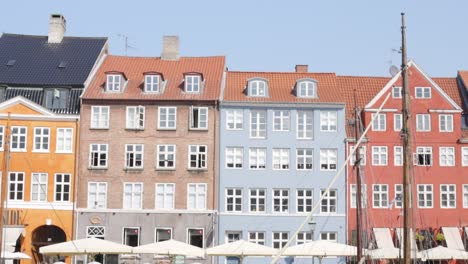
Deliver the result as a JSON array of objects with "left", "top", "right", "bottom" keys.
[
  {"left": 106, "top": 74, "right": 123, "bottom": 92},
  {"left": 296, "top": 80, "right": 317, "bottom": 98},
  {"left": 248, "top": 79, "right": 268, "bottom": 97},
  {"left": 145, "top": 74, "right": 160, "bottom": 93},
  {"left": 44, "top": 88, "right": 69, "bottom": 110},
  {"left": 185, "top": 74, "right": 202, "bottom": 93}
]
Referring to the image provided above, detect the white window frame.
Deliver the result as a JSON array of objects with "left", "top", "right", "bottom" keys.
[
  {"left": 249, "top": 80, "right": 267, "bottom": 97},
  {"left": 394, "top": 146, "right": 403, "bottom": 166},
  {"left": 272, "top": 148, "right": 290, "bottom": 170},
  {"left": 439, "top": 114, "right": 453, "bottom": 132},
  {"left": 225, "top": 147, "right": 243, "bottom": 169},
  {"left": 440, "top": 184, "right": 456, "bottom": 209},
  {"left": 416, "top": 114, "right": 431, "bottom": 132},
  {"left": 297, "top": 81, "right": 317, "bottom": 98},
  {"left": 248, "top": 231, "right": 265, "bottom": 245},
  {"left": 394, "top": 114, "right": 402, "bottom": 131},
  {"left": 249, "top": 188, "right": 266, "bottom": 213},
  {"left": 54, "top": 173, "right": 71, "bottom": 202},
  {"left": 371, "top": 113, "right": 386, "bottom": 131},
  {"left": 87, "top": 182, "right": 107, "bottom": 209},
  {"left": 395, "top": 184, "right": 403, "bottom": 208},
  {"left": 296, "top": 148, "right": 313, "bottom": 170},
  {"left": 31, "top": 173, "right": 47, "bottom": 202},
  {"left": 392, "top": 86, "right": 402, "bottom": 98},
  {"left": 225, "top": 188, "right": 243, "bottom": 213},
  {"left": 226, "top": 231, "right": 242, "bottom": 243},
  {"left": 226, "top": 109, "right": 243, "bottom": 130},
  {"left": 463, "top": 185, "right": 468, "bottom": 208},
  {"left": 297, "top": 110, "right": 313, "bottom": 139},
  {"left": 372, "top": 184, "right": 388, "bottom": 208},
  {"left": 106, "top": 74, "right": 122, "bottom": 92},
  {"left": 415, "top": 87, "right": 431, "bottom": 98},
  {"left": 350, "top": 184, "right": 367, "bottom": 208},
  {"left": 187, "top": 183, "right": 207, "bottom": 210},
  {"left": 122, "top": 227, "right": 141, "bottom": 247},
  {"left": 320, "top": 189, "right": 337, "bottom": 213},
  {"left": 272, "top": 189, "right": 289, "bottom": 213},
  {"left": 463, "top": 147, "right": 468, "bottom": 167},
  {"left": 439, "top": 147, "right": 455, "bottom": 167},
  {"left": 126, "top": 106, "right": 145, "bottom": 130},
  {"left": 320, "top": 149, "right": 337, "bottom": 171},
  {"left": 249, "top": 148, "right": 266, "bottom": 170},
  {"left": 155, "top": 183, "right": 175, "bottom": 210},
  {"left": 185, "top": 75, "right": 201, "bottom": 93},
  {"left": 190, "top": 106, "right": 208, "bottom": 130},
  {"left": 125, "top": 144, "right": 144, "bottom": 169},
  {"left": 372, "top": 146, "right": 388, "bottom": 166},
  {"left": 349, "top": 146, "right": 366, "bottom": 166},
  {"left": 89, "top": 144, "right": 108, "bottom": 169},
  {"left": 417, "top": 184, "right": 433, "bottom": 209},
  {"left": 56, "top": 128, "right": 73, "bottom": 153},
  {"left": 273, "top": 110, "right": 290, "bottom": 131},
  {"left": 250, "top": 110, "right": 266, "bottom": 139},
  {"left": 10, "top": 126, "right": 27, "bottom": 152},
  {"left": 296, "top": 189, "right": 313, "bottom": 213},
  {"left": 155, "top": 227, "right": 173, "bottom": 242},
  {"left": 414, "top": 147, "right": 432, "bottom": 166},
  {"left": 33, "top": 127, "right": 50, "bottom": 152},
  {"left": 272, "top": 232, "right": 289, "bottom": 249},
  {"left": 90, "top": 106, "right": 109, "bottom": 129},
  {"left": 158, "top": 107, "right": 177, "bottom": 130},
  {"left": 8, "top": 172, "right": 24, "bottom": 201},
  {"left": 156, "top": 145, "right": 176, "bottom": 170},
  {"left": 144, "top": 74, "right": 160, "bottom": 93},
  {"left": 123, "top": 182, "right": 143, "bottom": 209},
  {"left": 188, "top": 145, "right": 207, "bottom": 170},
  {"left": 320, "top": 111, "right": 337, "bottom": 132}
]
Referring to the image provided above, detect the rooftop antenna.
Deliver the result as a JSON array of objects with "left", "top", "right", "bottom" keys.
[{"left": 117, "top": 34, "right": 137, "bottom": 55}]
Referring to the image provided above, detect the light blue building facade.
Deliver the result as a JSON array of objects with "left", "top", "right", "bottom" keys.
[{"left": 217, "top": 70, "right": 347, "bottom": 264}]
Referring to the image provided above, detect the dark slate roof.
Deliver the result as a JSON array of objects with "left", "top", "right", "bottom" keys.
[{"left": 0, "top": 33, "right": 107, "bottom": 87}]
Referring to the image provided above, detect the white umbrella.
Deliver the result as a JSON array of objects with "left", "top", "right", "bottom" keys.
[
  {"left": 39, "top": 237, "right": 133, "bottom": 255},
  {"left": 365, "top": 247, "right": 420, "bottom": 259},
  {"left": 419, "top": 246, "right": 468, "bottom": 260},
  {"left": 133, "top": 239, "right": 204, "bottom": 258},
  {"left": 1, "top": 251, "right": 32, "bottom": 259},
  {"left": 282, "top": 240, "right": 357, "bottom": 257},
  {"left": 206, "top": 240, "right": 277, "bottom": 257}
]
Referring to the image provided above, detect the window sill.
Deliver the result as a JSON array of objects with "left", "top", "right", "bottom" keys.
[
  {"left": 88, "top": 167, "right": 108, "bottom": 170},
  {"left": 32, "top": 150, "right": 50, "bottom": 153},
  {"left": 157, "top": 128, "right": 177, "bottom": 131},
  {"left": 10, "top": 149, "right": 27, "bottom": 153},
  {"left": 125, "top": 128, "right": 145, "bottom": 131},
  {"left": 55, "top": 151, "right": 73, "bottom": 154},
  {"left": 156, "top": 168, "right": 176, "bottom": 171},
  {"left": 187, "top": 168, "right": 208, "bottom": 172},
  {"left": 90, "top": 127, "right": 110, "bottom": 130},
  {"left": 124, "top": 167, "right": 144, "bottom": 171},
  {"left": 189, "top": 128, "right": 209, "bottom": 131}
]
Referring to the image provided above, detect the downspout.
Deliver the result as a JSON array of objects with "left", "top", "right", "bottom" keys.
[{"left": 72, "top": 113, "right": 80, "bottom": 241}]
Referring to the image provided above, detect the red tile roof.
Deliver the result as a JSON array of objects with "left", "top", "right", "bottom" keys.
[
  {"left": 458, "top": 71, "right": 468, "bottom": 89},
  {"left": 223, "top": 71, "right": 343, "bottom": 104},
  {"left": 82, "top": 55, "right": 225, "bottom": 101}
]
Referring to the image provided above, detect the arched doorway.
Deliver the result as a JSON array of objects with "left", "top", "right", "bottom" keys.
[{"left": 31, "top": 225, "right": 66, "bottom": 263}]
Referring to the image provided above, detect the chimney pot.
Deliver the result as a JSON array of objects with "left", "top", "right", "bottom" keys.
[
  {"left": 161, "top": 36, "right": 180, "bottom": 60},
  {"left": 48, "top": 14, "right": 66, "bottom": 43},
  {"left": 295, "top": 65, "right": 308, "bottom": 73}
]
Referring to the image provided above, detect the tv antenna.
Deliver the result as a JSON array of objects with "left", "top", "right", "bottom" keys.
[{"left": 117, "top": 34, "right": 137, "bottom": 55}]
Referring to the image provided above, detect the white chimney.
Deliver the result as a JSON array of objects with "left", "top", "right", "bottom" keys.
[
  {"left": 161, "top": 36, "right": 180, "bottom": 60},
  {"left": 48, "top": 14, "right": 66, "bottom": 43}
]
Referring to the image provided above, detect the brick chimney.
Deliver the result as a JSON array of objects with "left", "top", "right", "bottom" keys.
[
  {"left": 295, "top": 65, "right": 308, "bottom": 73},
  {"left": 161, "top": 36, "right": 180, "bottom": 60},
  {"left": 48, "top": 14, "right": 66, "bottom": 43}
]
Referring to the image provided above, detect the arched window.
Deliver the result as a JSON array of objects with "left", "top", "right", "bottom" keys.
[
  {"left": 248, "top": 79, "right": 268, "bottom": 97},
  {"left": 296, "top": 80, "right": 317, "bottom": 98}
]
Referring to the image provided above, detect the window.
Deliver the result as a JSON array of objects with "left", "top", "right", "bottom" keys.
[
  {"left": 416, "top": 114, "right": 431, "bottom": 131},
  {"left": 320, "top": 111, "right": 337, "bottom": 132},
  {"left": 226, "top": 188, "right": 242, "bottom": 212},
  {"left": 89, "top": 144, "right": 108, "bottom": 168},
  {"left": 273, "top": 110, "right": 290, "bottom": 131},
  {"left": 372, "top": 184, "right": 388, "bottom": 208},
  {"left": 188, "top": 228, "right": 204, "bottom": 248},
  {"left": 88, "top": 182, "right": 107, "bottom": 209},
  {"left": 185, "top": 75, "right": 201, "bottom": 93},
  {"left": 8, "top": 172, "right": 24, "bottom": 201},
  {"left": 372, "top": 146, "right": 388, "bottom": 166},
  {"left": 297, "top": 148, "right": 313, "bottom": 170},
  {"left": 226, "top": 231, "right": 242, "bottom": 243},
  {"left": 55, "top": 173, "right": 71, "bottom": 202},
  {"left": 249, "top": 80, "right": 267, "bottom": 97},
  {"left": 123, "top": 183, "right": 143, "bottom": 209},
  {"left": 0, "top": 126, "right": 4, "bottom": 151},
  {"left": 320, "top": 232, "right": 337, "bottom": 242},
  {"left": 463, "top": 185, "right": 468, "bottom": 208},
  {"left": 439, "top": 147, "right": 455, "bottom": 166},
  {"left": 158, "top": 107, "right": 177, "bottom": 130},
  {"left": 155, "top": 228, "right": 172, "bottom": 242},
  {"left": 226, "top": 109, "right": 243, "bottom": 130},
  {"left": 248, "top": 232, "right": 265, "bottom": 245},
  {"left": 297, "top": 232, "right": 313, "bottom": 245},
  {"left": 350, "top": 146, "right": 366, "bottom": 166},
  {"left": 350, "top": 184, "right": 367, "bottom": 208},
  {"left": 297, "top": 189, "right": 313, "bottom": 213},
  {"left": 297, "top": 110, "right": 313, "bottom": 139},
  {"left": 126, "top": 106, "right": 145, "bottom": 130},
  {"left": 249, "top": 148, "right": 266, "bottom": 169},
  {"left": 320, "top": 189, "right": 337, "bottom": 213},
  {"left": 463, "top": 148, "right": 468, "bottom": 166},
  {"left": 417, "top": 184, "right": 433, "bottom": 208},
  {"left": 297, "top": 81, "right": 317, "bottom": 98},
  {"left": 190, "top": 107, "right": 208, "bottom": 130},
  {"left": 44, "top": 88, "right": 68, "bottom": 109},
  {"left": 31, "top": 173, "right": 47, "bottom": 202},
  {"left": 11, "top": 126, "right": 27, "bottom": 151},
  {"left": 395, "top": 184, "right": 403, "bottom": 208},
  {"left": 250, "top": 110, "right": 266, "bottom": 138},
  {"left": 272, "top": 232, "right": 288, "bottom": 249},
  {"left": 392, "top": 87, "right": 402, "bottom": 98},
  {"left": 87, "top": 226, "right": 105, "bottom": 238},
  {"left": 145, "top": 75, "right": 160, "bottom": 93},
  {"left": 125, "top": 144, "right": 144, "bottom": 169},
  {"left": 157, "top": 145, "right": 176, "bottom": 169},
  {"left": 56, "top": 128, "right": 73, "bottom": 153},
  {"left": 440, "top": 184, "right": 456, "bottom": 208},
  {"left": 91, "top": 106, "right": 109, "bottom": 129},
  {"left": 249, "top": 189, "right": 266, "bottom": 213},
  {"left": 439, "top": 114, "right": 453, "bottom": 132},
  {"left": 187, "top": 183, "right": 207, "bottom": 210},
  {"left": 188, "top": 145, "right": 207, "bottom": 169},
  {"left": 272, "top": 189, "right": 289, "bottom": 213},
  {"left": 273, "top": 148, "right": 289, "bottom": 170},
  {"left": 226, "top": 147, "right": 243, "bottom": 169},
  {"left": 394, "top": 146, "right": 403, "bottom": 166},
  {"left": 372, "top": 114, "right": 386, "bottom": 131},
  {"left": 106, "top": 74, "right": 122, "bottom": 92},
  {"left": 33, "top": 127, "right": 50, "bottom": 152},
  {"left": 415, "top": 87, "right": 431, "bottom": 98},
  {"left": 155, "top": 183, "right": 175, "bottom": 209},
  {"left": 394, "top": 114, "right": 402, "bottom": 131},
  {"left": 415, "top": 147, "right": 432, "bottom": 166},
  {"left": 320, "top": 149, "right": 337, "bottom": 171},
  {"left": 123, "top": 228, "right": 140, "bottom": 247}
]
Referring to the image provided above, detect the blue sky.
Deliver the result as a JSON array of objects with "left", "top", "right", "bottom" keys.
[{"left": 1, "top": 0, "right": 466, "bottom": 76}]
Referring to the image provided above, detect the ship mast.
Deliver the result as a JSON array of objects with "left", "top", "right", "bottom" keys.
[
  {"left": 0, "top": 113, "right": 12, "bottom": 263},
  {"left": 401, "top": 12, "right": 412, "bottom": 264},
  {"left": 353, "top": 90, "right": 363, "bottom": 261}
]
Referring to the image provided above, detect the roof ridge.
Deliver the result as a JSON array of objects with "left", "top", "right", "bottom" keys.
[
  {"left": 107, "top": 54, "right": 225, "bottom": 59},
  {"left": 1, "top": 33, "right": 107, "bottom": 40},
  {"left": 227, "top": 71, "right": 336, "bottom": 74}
]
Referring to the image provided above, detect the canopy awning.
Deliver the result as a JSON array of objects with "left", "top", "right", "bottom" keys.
[
  {"left": 206, "top": 240, "right": 277, "bottom": 257},
  {"left": 2, "top": 227, "right": 24, "bottom": 253},
  {"left": 420, "top": 246, "right": 468, "bottom": 260},
  {"left": 395, "top": 228, "right": 418, "bottom": 252},
  {"left": 39, "top": 237, "right": 133, "bottom": 255},
  {"left": 373, "top": 228, "right": 395, "bottom": 248},
  {"left": 442, "top": 227, "right": 464, "bottom": 250}
]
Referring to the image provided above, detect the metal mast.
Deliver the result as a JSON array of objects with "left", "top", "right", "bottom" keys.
[
  {"left": 401, "top": 12, "right": 412, "bottom": 264},
  {"left": 354, "top": 90, "right": 363, "bottom": 261}
]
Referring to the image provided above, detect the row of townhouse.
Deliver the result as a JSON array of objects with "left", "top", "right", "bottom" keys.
[{"left": 2, "top": 14, "right": 468, "bottom": 264}]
